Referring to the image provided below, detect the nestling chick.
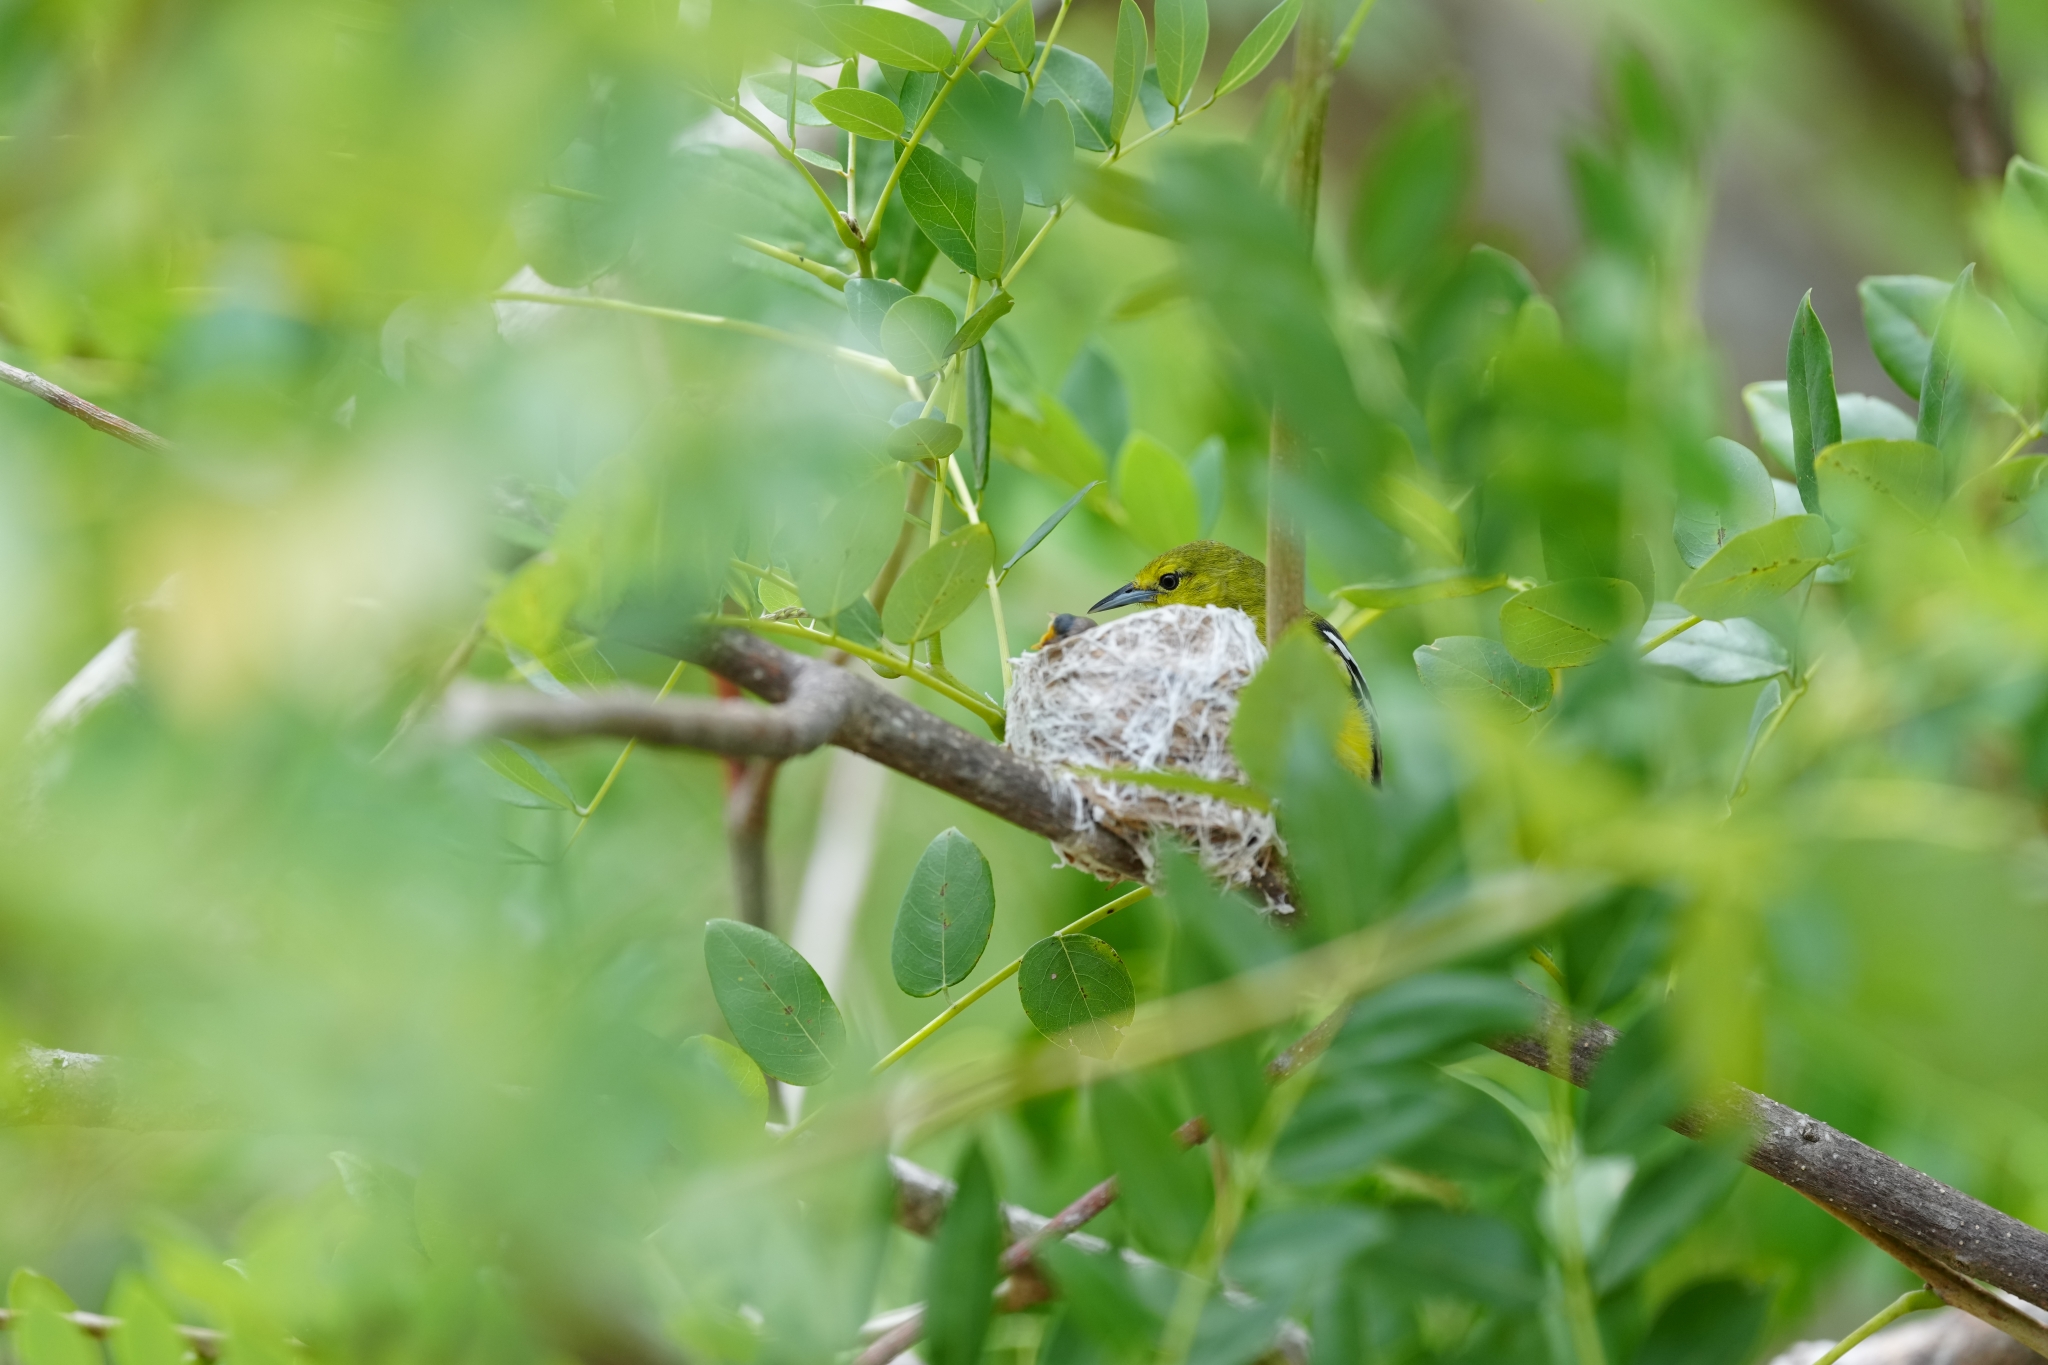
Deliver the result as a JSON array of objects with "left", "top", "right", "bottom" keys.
[
  {"left": 1091, "top": 540, "right": 1383, "bottom": 785},
  {"left": 1034, "top": 613, "right": 1097, "bottom": 649}
]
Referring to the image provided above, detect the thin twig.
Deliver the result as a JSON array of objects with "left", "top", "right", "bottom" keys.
[
  {"left": 491, "top": 292, "right": 904, "bottom": 385},
  {"left": 0, "top": 360, "right": 172, "bottom": 452}
]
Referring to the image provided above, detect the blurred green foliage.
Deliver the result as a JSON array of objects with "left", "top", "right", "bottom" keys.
[{"left": 7, "top": 0, "right": 2048, "bottom": 1363}]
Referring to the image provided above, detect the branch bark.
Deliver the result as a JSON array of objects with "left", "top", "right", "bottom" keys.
[
  {"left": 1494, "top": 1012, "right": 2048, "bottom": 1331},
  {"left": 0, "top": 360, "right": 172, "bottom": 452},
  {"left": 442, "top": 629, "right": 1148, "bottom": 883}
]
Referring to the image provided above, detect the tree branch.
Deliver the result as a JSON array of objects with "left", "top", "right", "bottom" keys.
[
  {"left": 0, "top": 360, "right": 172, "bottom": 452},
  {"left": 442, "top": 629, "right": 1149, "bottom": 883},
  {"left": 1494, "top": 1010, "right": 2048, "bottom": 1320}
]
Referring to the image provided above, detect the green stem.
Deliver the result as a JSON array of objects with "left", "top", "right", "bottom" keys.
[
  {"left": 736, "top": 236, "right": 849, "bottom": 290},
  {"left": 1992, "top": 418, "right": 2043, "bottom": 467},
  {"left": 729, "top": 558, "right": 802, "bottom": 597},
  {"left": 711, "top": 615, "right": 1006, "bottom": 729},
  {"left": 867, "top": 0, "right": 1032, "bottom": 245},
  {"left": 1156, "top": 1050, "right": 1319, "bottom": 1365},
  {"left": 565, "top": 660, "right": 689, "bottom": 848},
  {"left": 1026, "top": 0, "right": 1073, "bottom": 97},
  {"left": 1727, "top": 659, "right": 1822, "bottom": 807},
  {"left": 718, "top": 100, "right": 864, "bottom": 257},
  {"left": 1639, "top": 614, "right": 1701, "bottom": 654},
  {"left": 1809, "top": 1289, "right": 1943, "bottom": 1365},
  {"left": 1548, "top": 1051, "right": 1608, "bottom": 1365},
  {"left": 491, "top": 292, "right": 903, "bottom": 386},
  {"left": 871, "top": 886, "right": 1154, "bottom": 1073},
  {"left": 1330, "top": 0, "right": 1380, "bottom": 68}
]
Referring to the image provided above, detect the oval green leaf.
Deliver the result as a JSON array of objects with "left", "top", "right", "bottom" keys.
[
  {"left": 816, "top": 5, "right": 955, "bottom": 72},
  {"left": 886, "top": 417, "right": 964, "bottom": 463},
  {"left": 1674, "top": 437, "right": 1776, "bottom": 569},
  {"left": 1786, "top": 290, "right": 1841, "bottom": 515},
  {"left": 1153, "top": 0, "right": 1209, "bottom": 107},
  {"left": 986, "top": 1, "right": 1036, "bottom": 72},
  {"left": 1638, "top": 607, "right": 1788, "bottom": 686},
  {"left": 702, "top": 919, "right": 846, "bottom": 1086},
  {"left": 1334, "top": 569, "right": 1508, "bottom": 610},
  {"left": 1673, "top": 514, "right": 1834, "bottom": 620},
  {"left": 747, "top": 71, "right": 832, "bottom": 126},
  {"left": 1958, "top": 453, "right": 2048, "bottom": 528},
  {"left": 1215, "top": 0, "right": 1300, "bottom": 96},
  {"left": 1498, "top": 578, "right": 1646, "bottom": 669},
  {"left": 1858, "top": 274, "right": 1949, "bottom": 400},
  {"left": 846, "top": 277, "right": 911, "bottom": 349},
  {"left": 950, "top": 290, "right": 1014, "bottom": 355},
  {"left": 1813, "top": 437, "right": 1945, "bottom": 527},
  {"left": 1115, "top": 433, "right": 1200, "bottom": 551},
  {"left": 794, "top": 470, "right": 904, "bottom": 616},
  {"left": 879, "top": 293, "right": 959, "bottom": 377},
  {"left": 897, "top": 146, "right": 979, "bottom": 277},
  {"left": 890, "top": 827, "right": 997, "bottom": 997},
  {"left": 882, "top": 522, "right": 996, "bottom": 643},
  {"left": 1018, "top": 933, "right": 1136, "bottom": 1058},
  {"left": 1110, "top": 0, "right": 1146, "bottom": 144},
  {"left": 811, "top": 86, "right": 904, "bottom": 141},
  {"left": 1033, "top": 44, "right": 1115, "bottom": 152},
  {"left": 1413, "top": 636, "right": 1552, "bottom": 723}
]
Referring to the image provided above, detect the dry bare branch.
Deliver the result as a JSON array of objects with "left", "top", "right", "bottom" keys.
[{"left": 0, "top": 360, "right": 172, "bottom": 452}]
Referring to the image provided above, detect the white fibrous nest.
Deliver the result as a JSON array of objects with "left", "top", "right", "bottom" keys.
[{"left": 1007, "top": 605, "right": 1283, "bottom": 897}]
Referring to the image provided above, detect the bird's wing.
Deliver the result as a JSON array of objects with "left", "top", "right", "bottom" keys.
[{"left": 1310, "top": 615, "right": 1383, "bottom": 786}]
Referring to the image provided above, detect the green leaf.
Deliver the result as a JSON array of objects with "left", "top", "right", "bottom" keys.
[
  {"left": 816, "top": 6, "right": 955, "bottom": 72},
  {"left": 1630, "top": 1279, "right": 1768, "bottom": 1365},
  {"left": 924, "top": 1143, "right": 1003, "bottom": 1365},
  {"left": 1034, "top": 44, "right": 1115, "bottom": 152},
  {"left": 1349, "top": 93, "right": 1470, "bottom": 288},
  {"left": 747, "top": 71, "right": 832, "bottom": 126},
  {"left": 964, "top": 344, "right": 992, "bottom": 495},
  {"left": 878, "top": 293, "right": 958, "bottom": 377},
  {"left": 897, "top": 146, "right": 980, "bottom": 276},
  {"left": 1498, "top": 578, "right": 1646, "bottom": 669},
  {"left": 1996, "top": 157, "right": 2048, "bottom": 323},
  {"left": 1114, "top": 433, "right": 1201, "bottom": 551},
  {"left": 834, "top": 596, "right": 887, "bottom": 648},
  {"left": 11, "top": 1272, "right": 95, "bottom": 1365},
  {"left": 986, "top": 1, "right": 1036, "bottom": 72},
  {"left": 1814, "top": 437, "right": 1945, "bottom": 527},
  {"left": 1333, "top": 569, "right": 1507, "bottom": 610},
  {"left": 914, "top": 0, "right": 998, "bottom": 21},
  {"left": 1153, "top": 0, "right": 1208, "bottom": 107},
  {"left": 1638, "top": 607, "right": 1787, "bottom": 686},
  {"left": 811, "top": 86, "right": 904, "bottom": 140},
  {"left": 993, "top": 393, "right": 1110, "bottom": 489},
  {"left": 480, "top": 739, "right": 581, "bottom": 811},
  {"left": 1232, "top": 622, "right": 1353, "bottom": 789},
  {"left": 1001, "top": 479, "right": 1100, "bottom": 573},
  {"left": 107, "top": 1276, "right": 187, "bottom": 1365},
  {"left": 1111, "top": 0, "right": 1146, "bottom": 144},
  {"left": 702, "top": 918, "right": 846, "bottom": 1086},
  {"left": 1786, "top": 290, "right": 1841, "bottom": 515},
  {"left": 794, "top": 147, "right": 845, "bottom": 173},
  {"left": 885, "top": 417, "right": 964, "bottom": 462},
  {"left": 1018, "top": 933, "right": 1136, "bottom": 1057},
  {"left": 1087, "top": 1078, "right": 1213, "bottom": 1261},
  {"left": 513, "top": 143, "right": 630, "bottom": 288},
  {"left": 677, "top": 1032, "right": 771, "bottom": 1127},
  {"left": 845, "top": 277, "right": 911, "bottom": 349},
  {"left": 890, "top": 827, "right": 996, "bottom": 996},
  {"left": 1742, "top": 381, "right": 1910, "bottom": 469},
  {"left": 1077, "top": 165, "right": 1170, "bottom": 235},
  {"left": 1413, "top": 636, "right": 1552, "bottom": 722},
  {"left": 794, "top": 470, "right": 904, "bottom": 616},
  {"left": 1858, "top": 274, "right": 1949, "bottom": 399},
  {"left": 1673, "top": 514, "right": 1833, "bottom": 620},
  {"left": 881, "top": 522, "right": 996, "bottom": 642},
  {"left": 1918, "top": 264, "right": 1974, "bottom": 453},
  {"left": 949, "top": 291, "right": 1013, "bottom": 355},
  {"left": 1674, "top": 437, "right": 1776, "bottom": 568},
  {"left": 1593, "top": 1145, "right": 1741, "bottom": 1292},
  {"left": 1958, "top": 453, "right": 2048, "bottom": 528},
  {"left": 1215, "top": 0, "right": 1300, "bottom": 96},
  {"left": 974, "top": 164, "right": 1022, "bottom": 281}
]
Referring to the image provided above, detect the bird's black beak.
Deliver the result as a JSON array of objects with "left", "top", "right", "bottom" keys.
[{"left": 1090, "top": 582, "right": 1157, "bottom": 613}]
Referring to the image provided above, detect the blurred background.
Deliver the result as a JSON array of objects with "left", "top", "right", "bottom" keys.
[{"left": 4, "top": 0, "right": 2048, "bottom": 1360}]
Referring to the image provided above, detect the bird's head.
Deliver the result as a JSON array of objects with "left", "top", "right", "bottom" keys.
[{"left": 1090, "top": 541, "right": 1267, "bottom": 630}]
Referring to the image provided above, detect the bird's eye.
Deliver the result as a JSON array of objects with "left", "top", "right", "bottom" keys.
[{"left": 1158, "top": 572, "right": 1181, "bottom": 591}]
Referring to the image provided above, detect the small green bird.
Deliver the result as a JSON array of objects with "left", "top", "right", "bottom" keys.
[{"left": 1090, "top": 540, "right": 1384, "bottom": 785}]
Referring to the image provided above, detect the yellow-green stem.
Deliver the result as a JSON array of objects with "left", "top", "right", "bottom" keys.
[
  {"left": 565, "top": 660, "right": 689, "bottom": 848},
  {"left": 492, "top": 292, "right": 903, "bottom": 386},
  {"left": 1639, "top": 614, "right": 1702, "bottom": 654},
  {"left": 1810, "top": 1290, "right": 1943, "bottom": 1365},
  {"left": 871, "top": 886, "right": 1154, "bottom": 1073}
]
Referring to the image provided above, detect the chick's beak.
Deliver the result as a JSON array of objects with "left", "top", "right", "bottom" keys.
[{"left": 1090, "top": 582, "right": 1158, "bottom": 613}]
